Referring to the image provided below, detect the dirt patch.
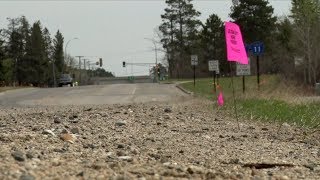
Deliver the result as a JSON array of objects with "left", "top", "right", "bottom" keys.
[{"left": 0, "top": 99, "right": 319, "bottom": 179}]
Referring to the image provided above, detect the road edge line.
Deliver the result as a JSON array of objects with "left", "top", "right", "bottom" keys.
[{"left": 176, "top": 84, "right": 194, "bottom": 95}]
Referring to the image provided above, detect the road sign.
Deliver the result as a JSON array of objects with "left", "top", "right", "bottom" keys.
[
  {"left": 251, "top": 41, "right": 264, "bottom": 56},
  {"left": 294, "top": 56, "right": 303, "bottom": 66},
  {"left": 236, "top": 58, "right": 251, "bottom": 76},
  {"left": 191, "top": 55, "right": 198, "bottom": 66},
  {"left": 208, "top": 60, "right": 220, "bottom": 74}
]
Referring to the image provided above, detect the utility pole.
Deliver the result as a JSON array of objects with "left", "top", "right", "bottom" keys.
[
  {"left": 155, "top": 43, "right": 159, "bottom": 82},
  {"left": 83, "top": 59, "right": 87, "bottom": 84},
  {"left": 52, "top": 61, "right": 56, "bottom": 87},
  {"left": 83, "top": 59, "right": 86, "bottom": 70},
  {"left": 75, "top": 56, "right": 83, "bottom": 85},
  {"left": 13, "top": 57, "right": 17, "bottom": 87},
  {"left": 88, "top": 62, "right": 91, "bottom": 79},
  {"left": 88, "top": 62, "right": 97, "bottom": 78},
  {"left": 75, "top": 56, "right": 100, "bottom": 84}
]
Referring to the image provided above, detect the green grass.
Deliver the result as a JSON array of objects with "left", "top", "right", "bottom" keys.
[
  {"left": 161, "top": 78, "right": 193, "bottom": 84},
  {"left": 180, "top": 75, "right": 281, "bottom": 100},
  {"left": 180, "top": 75, "right": 320, "bottom": 128},
  {"left": 0, "top": 86, "right": 31, "bottom": 93},
  {"left": 0, "top": 87, "right": 20, "bottom": 93},
  {"left": 237, "top": 99, "right": 320, "bottom": 127}
]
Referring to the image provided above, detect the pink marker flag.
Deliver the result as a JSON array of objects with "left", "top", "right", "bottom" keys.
[
  {"left": 217, "top": 92, "right": 224, "bottom": 106},
  {"left": 225, "top": 22, "right": 248, "bottom": 65}
]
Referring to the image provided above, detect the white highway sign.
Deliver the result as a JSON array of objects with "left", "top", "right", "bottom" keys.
[
  {"left": 191, "top": 55, "right": 198, "bottom": 66},
  {"left": 208, "top": 60, "right": 220, "bottom": 74},
  {"left": 236, "top": 58, "right": 251, "bottom": 76}
]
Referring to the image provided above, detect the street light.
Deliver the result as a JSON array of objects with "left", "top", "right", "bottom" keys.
[{"left": 64, "top": 37, "right": 79, "bottom": 73}]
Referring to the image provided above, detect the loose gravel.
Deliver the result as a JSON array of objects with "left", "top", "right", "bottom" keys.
[{"left": 0, "top": 99, "right": 320, "bottom": 179}]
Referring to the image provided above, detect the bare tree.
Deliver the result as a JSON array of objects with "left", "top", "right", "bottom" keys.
[{"left": 291, "top": 0, "right": 320, "bottom": 85}]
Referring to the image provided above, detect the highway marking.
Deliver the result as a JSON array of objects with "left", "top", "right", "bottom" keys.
[{"left": 131, "top": 86, "right": 137, "bottom": 95}]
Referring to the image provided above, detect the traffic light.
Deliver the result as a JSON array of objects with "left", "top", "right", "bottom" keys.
[
  {"left": 122, "top": 61, "right": 126, "bottom": 67},
  {"left": 99, "top": 58, "right": 102, "bottom": 67}
]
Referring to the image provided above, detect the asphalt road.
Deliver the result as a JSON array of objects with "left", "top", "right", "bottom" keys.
[{"left": 0, "top": 83, "right": 187, "bottom": 107}]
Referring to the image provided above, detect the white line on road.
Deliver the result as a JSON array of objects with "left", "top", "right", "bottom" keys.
[{"left": 131, "top": 86, "right": 137, "bottom": 95}]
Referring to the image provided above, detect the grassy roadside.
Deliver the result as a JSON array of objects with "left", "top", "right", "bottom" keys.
[
  {"left": 0, "top": 86, "right": 30, "bottom": 93},
  {"left": 180, "top": 75, "right": 320, "bottom": 128},
  {"left": 161, "top": 78, "right": 193, "bottom": 84}
]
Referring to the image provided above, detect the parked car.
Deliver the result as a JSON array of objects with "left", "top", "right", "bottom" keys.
[{"left": 58, "top": 74, "right": 73, "bottom": 87}]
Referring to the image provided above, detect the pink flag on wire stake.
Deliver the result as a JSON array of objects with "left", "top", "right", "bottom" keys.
[
  {"left": 225, "top": 22, "right": 248, "bottom": 65},
  {"left": 217, "top": 92, "right": 224, "bottom": 106}
]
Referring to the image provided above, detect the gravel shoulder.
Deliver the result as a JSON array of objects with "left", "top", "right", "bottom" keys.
[{"left": 0, "top": 99, "right": 320, "bottom": 179}]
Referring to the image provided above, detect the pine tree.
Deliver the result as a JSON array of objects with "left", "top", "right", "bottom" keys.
[
  {"left": 5, "top": 18, "right": 24, "bottom": 85},
  {"left": 0, "top": 16, "right": 65, "bottom": 86},
  {"left": 159, "top": 0, "right": 201, "bottom": 78},
  {"left": 0, "top": 31, "right": 5, "bottom": 81},
  {"left": 42, "top": 27, "right": 54, "bottom": 86},
  {"left": 276, "top": 18, "right": 293, "bottom": 52},
  {"left": 53, "top": 30, "right": 64, "bottom": 77},
  {"left": 0, "top": 30, "right": 5, "bottom": 60},
  {"left": 1, "top": 16, "right": 31, "bottom": 85},
  {"left": 19, "top": 16, "right": 30, "bottom": 53},
  {"left": 17, "top": 16, "right": 31, "bottom": 84},
  {"left": 230, "top": 0, "right": 277, "bottom": 44},
  {"left": 200, "top": 14, "right": 228, "bottom": 74},
  {"left": 43, "top": 28, "right": 52, "bottom": 59},
  {"left": 24, "top": 21, "right": 47, "bottom": 85},
  {"left": 267, "top": 17, "right": 295, "bottom": 75}
]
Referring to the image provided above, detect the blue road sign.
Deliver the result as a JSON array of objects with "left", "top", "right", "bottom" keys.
[{"left": 251, "top": 41, "right": 264, "bottom": 56}]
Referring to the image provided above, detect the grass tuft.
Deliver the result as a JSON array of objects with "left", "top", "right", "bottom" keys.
[{"left": 180, "top": 75, "right": 320, "bottom": 128}]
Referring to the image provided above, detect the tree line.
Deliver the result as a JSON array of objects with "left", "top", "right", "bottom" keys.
[
  {"left": 0, "top": 16, "right": 64, "bottom": 87},
  {"left": 159, "top": 0, "right": 320, "bottom": 86},
  {"left": 0, "top": 16, "right": 113, "bottom": 87}
]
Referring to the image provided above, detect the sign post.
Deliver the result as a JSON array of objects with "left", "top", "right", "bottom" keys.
[
  {"left": 257, "top": 56, "right": 260, "bottom": 90},
  {"left": 191, "top": 55, "right": 198, "bottom": 88},
  {"left": 236, "top": 58, "right": 251, "bottom": 93},
  {"left": 208, "top": 60, "right": 220, "bottom": 93},
  {"left": 242, "top": 76, "right": 245, "bottom": 93},
  {"left": 193, "top": 65, "right": 196, "bottom": 87},
  {"left": 251, "top": 41, "right": 264, "bottom": 90}
]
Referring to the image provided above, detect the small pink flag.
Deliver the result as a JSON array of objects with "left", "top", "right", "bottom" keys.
[
  {"left": 217, "top": 92, "right": 224, "bottom": 106},
  {"left": 225, "top": 22, "right": 248, "bottom": 65}
]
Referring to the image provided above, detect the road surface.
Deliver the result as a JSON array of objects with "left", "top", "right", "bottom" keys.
[
  {"left": 1, "top": 84, "right": 320, "bottom": 179},
  {"left": 0, "top": 83, "right": 187, "bottom": 106}
]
